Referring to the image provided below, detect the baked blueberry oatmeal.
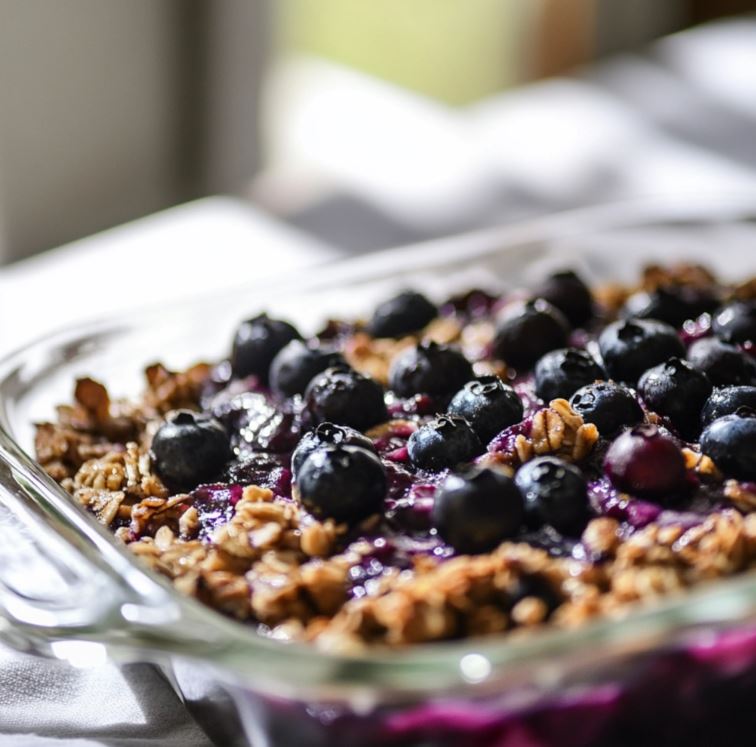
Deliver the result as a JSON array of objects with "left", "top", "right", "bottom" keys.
[{"left": 34, "top": 264, "right": 756, "bottom": 651}]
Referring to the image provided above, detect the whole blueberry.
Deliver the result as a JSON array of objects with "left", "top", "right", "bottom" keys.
[
  {"left": 687, "top": 337, "right": 756, "bottom": 387},
  {"left": 712, "top": 300, "right": 756, "bottom": 345},
  {"left": 702, "top": 386, "right": 756, "bottom": 427},
  {"left": 291, "top": 422, "right": 376, "bottom": 479},
  {"left": 534, "top": 348, "right": 605, "bottom": 403},
  {"left": 231, "top": 313, "right": 301, "bottom": 381},
  {"left": 432, "top": 468, "right": 524, "bottom": 553},
  {"left": 569, "top": 381, "right": 644, "bottom": 437},
  {"left": 305, "top": 367, "right": 388, "bottom": 431},
  {"left": 603, "top": 424, "right": 687, "bottom": 501},
  {"left": 296, "top": 445, "right": 387, "bottom": 523},
  {"left": 700, "top": 412, "right": 756, "bottom": 481},
  {"left": 533, "top": 270, "right": 594, "bottom": 327},
  {"left": 269, "top": 340, "right": 345, "bottom": 397},
  {"left": 407, "top": 414, "right": 483, "bottom": 471},
  {"left": 448, "top": 375, "right": 524, "bottom": 443},
  {"left": 598, "top": 318, "right": 685, "bottom": 384},
  {"left": 366, "top": 290, "right": 437, "bottom": 338},
  {"left": 492, "top": 299, "right": 570, "bottom": 370},
  {"left": 621, "top": 286, "right": 719, "bottom": 328},
  {"left": 515, "top": 456, "right": 589, "bottom": 535},
  {"left": 151, "top": 410, "right": 231, "bottom": 490},
  {"left": 388, "top": 341, "right": 473, "bottom": 399},
  {"left": 638, "top": 357, "right": 712, "bottom": 440}
]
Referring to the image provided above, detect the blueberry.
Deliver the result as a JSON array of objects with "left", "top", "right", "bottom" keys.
[
  {"left": 151, "top": 410, "right": 230, "bottom": 490},
  {"left": 700, "top": 411, "right": 756, "bottom": 481},
  {"left": 407, "top": 414, "right": 482, "bottom": 471},
  {"left": 291, "top": 422, "right": 376, "bottom": 478},
  {"left": 603, "top": 424, "right": 687, "bottom": 501},
  {"left": 533, "top": 270, "right": 593, "bottom": 327},
  {"left": 388, "top": 341, "right": 473, "bottom": 399},
  {"left": 621, "top": 286, "right": 719, "bottom": 328},
  {"left": 569, "top": 381, "right": 644, "bottom": 437},
  {"left": 231, "top": 313, "right": 301, "bottom": 381},
  {"left": 702, "top": 386, "right": 756, "bottom": 427},
  {"left": 447, "top": 375, "right": 524, "bottom": 443},
  {"left": 432, "top": 468, "right": 524, "bottom": 553},
  {"left": 492, "top": 299, "right": 570, "bottom": 370},
  {"left": 515, "top": 456, "right": 589, "bottom": 535},
  {"left": 598, "top": 318, "right": 685, "bottom": 384},
  {"left": 687, "top": 337, "right": 756, "bottom": 387},
  {"left": 638, "top": 357, "right": 712, "bottom": 440},
  {"left": 269, "top": 340, "right": 345, "bottom": 397},
  {"left": 366, "top": 290, "right": 437, "bottom": 338},
  {"left": 305, "top": 367, "right": 388, "bottom": 431},
  {"left": 712, "top": 300, "right": 756, "bottom": 345},
  {"left": 296, "top": 445, "right": 387, "bottom": 523},
  {"left": 534, "top": 348, "right": 605, "bottom": 402}
]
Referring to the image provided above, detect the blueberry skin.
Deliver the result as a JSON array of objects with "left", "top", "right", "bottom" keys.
[
  {"left": 432, "top": 468, "right": 524, "bottom": 553},
  {"left": 407, "top": 415, "right": 483, "bottom": 471},
  {"left": 515, "top": 456, "right": 589, "bottom": 535},
  {"left": 702, "top": 386, "right": 756, "bottom": 427},
  {"left": 448, "top": 375, "right": 524, "bottom": 443},
  {"left": 621, "top": 286, "right": 719, "bottom": 328},
  {"left": 638, "top": 357, "right": 712, "bottom": 440},
  {"left": 533, "top": 270, "right": 593, "bottom": 328},
  {"left": 598, "top": 318, "right": 685, "bottom": 385},
  {"left": 388, "top": 341, "right": 473, "bottom": 399},
  {"left": 687, "top": 337, "right": 756, "bottom": 387},
  {"left": 570, "top": 381, "right": 644, "bottom": 437},
  {"left": 712, "top": 300, "right": 756, "bottom": 345},
  {"left": 492, "top": 299, "right": 570, "bottom": 370},
  {"left": 296, "top": 445, "right": 387, "bottom": 523},
  {"left": 366, "top": 290, "right": 437, "bottom": 338},
  {"left": 700, "top": 412, "right": 756, "bottom": 481},
  {"left": 151, "top": 410, "right": 231, "bottom": 490},
  {"left": 534, "top": 348, "right": 605, "bottom": 403},
  {"left": 269, "top": 340, "right": 345, "bottom": 397},
  {"left": 231, "top": 313, "right": 301, "bottom": 381},
  {"left": 305, "top": 367, "right": 388, "bottom": 432},
  {"left": 291, "top": 422, "right": 376, "bottom": 479}
]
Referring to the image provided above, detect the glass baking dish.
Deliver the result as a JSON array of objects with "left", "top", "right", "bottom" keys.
[{"left": 2, "top": 195, "right": 756, "bottom": 747}]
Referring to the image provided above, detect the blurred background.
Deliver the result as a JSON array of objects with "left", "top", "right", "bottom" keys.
[{"left": 1, "top": 0, "right": 756, "bottom": 263}]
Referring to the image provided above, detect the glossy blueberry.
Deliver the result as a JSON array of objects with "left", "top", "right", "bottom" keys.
[
  {"left": 447, "top": 375, "right": 524, "bottom": 443},
  {"left": 296, "top": 445, "right": 387, "bottom": 523},
  {"left": 432, "top": 468, "right": 524, "bottom": 553},
  {"left": 151, "top": 410, "right": 230, "bottom": 490},
  {"left": 388, "top": 341, "right": 473, "bottom": 399},
  {"left": 515, "top": 456, "right": 589, "bottom": 535},
  {"left": 492, "top": 299, "right": 570, "bottom": 370},
  {"left": 687, "top": 337, "right": 756, "bottom": 387},
  {"left": 638, "top": 357, "right": 712, "bottom": 440},
  {"left": 407, "top": 415, "right": 482, "bottom": 471},
  {"left": 230, "top": 313, "right": 301, "bottom": 381},
  {"left": 712, "top": 300, "right": 756, "bottom": 345},
  {"left": 269, "top": 340, "right": 345, "bottom": 397},
  {"left": 621, "top": 286, "right": 719, "bottom": 328},
  {"left": 603, "top": 424, "right": 687, "bottom": 501},
  {"left": 305, "top": 367, "right": 388, "bottom": 432},
  {"left": 533, "top": 269, "right": 593, "bottom": 327},
  {"left": 291, "top": 422, "right": 376, "bottom": 479},
  {"left": 701, "top": 386, "right": 756, "bottom": 427},
  {"left": 569, "top": 381, "right": 644, "bottom": 437},
  {"left": 534, "top": 348, "right": 605, "bottom": 402},
  {"left": 598, "top": 318, "right": 685, "bottom": 384},
  {"left": 366, "top": 290, "right": 437, "bottom": 338},
  {"left": 700, "top": 412, "right": 756, "bottom": 481}
]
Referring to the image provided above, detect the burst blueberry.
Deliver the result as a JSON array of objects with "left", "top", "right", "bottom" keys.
[
  {"left": 712, "top": 300, "right": 756, "bottom": 345},
  {"left": 533, "top": 270, "right": 593, "bottom": 327},
  {"left": 534, "top": 348, "right": 605, "bottom": 402},
  {"left": 569, "top": 381, "right": 644, "bottom": 437},
  {"left": 230, "top": 313, "right": 301, "bottom": 381},
  {"left": 700, "top": 411, "right": 756, "bottom": 481},
  {"left": 447, "top": 375, "right": 523, "bottom": 443},
  {"left": 407, "top": 414, "right": 482, "bottom": 471},
  {"left": 291, "top": 421, "right": 376, "bottom": 478},
  {"left": 687, "top": 337, "right": 756, "bottom": 387},
  {"left": 366, "top": 290, "right": 437, "bottom": 338},
  {"left": 432, "top": 468, "right": 524, "bottom": 553},
  {"left": 269, "top": 340, "right": 345, "bottom": 397},
  {"left": 701, "top": 386, "right": 756, "bottom": 427},
  {"left": 388, "top": 341, "right": 473, "bottom": 399}
]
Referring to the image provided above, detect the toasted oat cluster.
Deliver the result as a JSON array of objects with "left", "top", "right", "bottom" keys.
[{"left": 35, "top": 264, "right": 756, "bottom": 650}]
